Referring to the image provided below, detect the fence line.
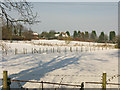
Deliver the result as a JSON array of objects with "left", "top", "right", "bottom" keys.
[
  {"left": 8, "top": 73, "right": 104, "bottom": 77},
  {"left": 85, "top": 82, "right": 120, "bottom": 86},
  {"left": 107, "top": 74, "right": 120, "bottom": 82},
  {"left": 2, "top": 71, "right": 120, "bottom": 89},
  {"left": 2, "top": 45, "right": 114, "bottom": 56},
  {"left": 10, "top": 79, "right": 82, "bottom": 87}
]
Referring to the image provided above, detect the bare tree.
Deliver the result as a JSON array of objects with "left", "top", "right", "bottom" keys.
[
  {"left": 0, "top": 0, "right": 39, "bottom": 40},
  {"left": 0, "top": 0, "right": 39, "bottom": 26}
]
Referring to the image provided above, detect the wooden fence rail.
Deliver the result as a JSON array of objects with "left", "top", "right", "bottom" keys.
[
  {"left": 2, "top": 71, "right": 84, "bottom": 89},
  {"left": 10, "top": 79, "right": 82, "bottom": 87},
  {"left": 2, "top": 71, "right": 120, "bottom": 89}
]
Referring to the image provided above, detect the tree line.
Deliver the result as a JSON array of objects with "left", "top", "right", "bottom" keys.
[
  {"left": 39, "top": 30, "right": 117, "bottom": 43},
  {"left": 71, "top": 30, "right": 117, "bottom": 43},
  {"left": 2, "top": 25, "right": 120, "bottom": 48},
  {"left": 39, "top": 30, "right": 120, "bottom": 48},
  {"left": 2, "top": 23, "right": 34, "bottom": 40}
]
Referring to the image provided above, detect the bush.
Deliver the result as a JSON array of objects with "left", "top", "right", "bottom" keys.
[{"left": 117, "top": 35, "right": 120, "bottom": 49}]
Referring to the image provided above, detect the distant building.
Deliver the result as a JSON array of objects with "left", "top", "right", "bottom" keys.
[
  {"left": 32, "top": 32, "right": 39, "bottom": 40},
  {"left": 55, "top": 33, "right": 60, "bottom": 37},
  {"left": 61, "top": 32, "right": 68, "bottom": 37},
  {"left": 54, "top": 32, "right": 68, "bottom": 38}
]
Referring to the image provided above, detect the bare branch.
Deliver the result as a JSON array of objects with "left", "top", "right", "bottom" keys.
[{"left": 0, "top": 0, "right": 39, "bottom": 25}]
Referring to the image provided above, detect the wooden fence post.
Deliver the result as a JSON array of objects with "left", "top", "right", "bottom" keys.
[
  {"left": 26, "top": 49, "right": 27, "bottom": 54},
  {"left": 76, "top": 47, "right": 78, "bottom": 52},
  {"left": 80, "top": 82, "right": 84, "bottom": 90},
  {"left": 5, "top": 49, "right": 7, "bottom": 55},
  {"left": 53, "top": 48, "right": 54, "bottom": 53},
  {"left": 90, "top": 47, "right": 91, "bottom": 51},
  {"left": 32, "top": 48, "right": 33, "bottom": 54},
  {"left": 23, "top": 48, "right": 25, "bottom": 54},
  {"left": 70, "top": 47, "right": 72, "bottom": 52},
  {"left": 42, "top": 49, "right": 44, "bottom": 53},
  {"left": 41, "top": 81, "right": 43, "bottom": 90},
  {"left": 102, "top": 72, "right": 106, "bottom": 90},
  {"left": 57, "top": 48, "right": 59, "bottom": 52},
  {"left": 46, "top": 48, "right": 48, "bottom": 53},
  {"left": 3, "top": 71, "right": 8, "bottom": 89},
  {"left": 85, "top": 47, "right": 87, "bottom": 52},
  {"left": 15, "top": 48, "right": 17, "bottom": 55},
  {"left": 51, "top": 48, "right": 52, "bottom": 53},
  {"left": 59, "top": 48, "right": 61, "bottom": 53},
  {"left": 39, "top": 48, "right": 41, "bottom": 54},
  {"left": 65, "top": 47, "right": 67, "bottom": 52},
  {"left": 94, "top": 47, "right": 95, "bottom": 51},
  {"left": 81, "top": 47, "right": 83, "bottom": 52}
]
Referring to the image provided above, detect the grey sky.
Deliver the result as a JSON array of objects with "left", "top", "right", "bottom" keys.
[
  {"left": 27, "top": 2, "right": 118, "bottom": 36},
  {"left": 26, "top": 0, "right": 119, "bottom": 2}
]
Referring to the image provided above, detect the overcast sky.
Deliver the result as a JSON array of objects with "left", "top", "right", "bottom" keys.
[
  {"left": 26, "top": 0, "right": 119, "bottom": 2},
  {"left": 26, "top": 2, "right": 118, "bottom": 36}
]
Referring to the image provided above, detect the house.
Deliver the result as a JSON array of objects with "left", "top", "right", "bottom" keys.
[
  {"left": 55, "top": 33, "right": 60, "bottom": 37},
  {"left": 32, "top": 32, "right": 39, "bottom": 40},
  {"left": 54, "top": 32, "right": 68, "bottom": 38},
  {"left": 61, "top": 32, "right": 68, "bottom": 37}
]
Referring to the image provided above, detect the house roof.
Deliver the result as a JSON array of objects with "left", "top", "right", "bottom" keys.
[{"left": 33, "top": 32, "right": 38, "bottom": 36}]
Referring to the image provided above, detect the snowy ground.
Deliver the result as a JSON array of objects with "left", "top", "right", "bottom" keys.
[{"left": 0, "top": 40, "right": 119, "bottom": 88}]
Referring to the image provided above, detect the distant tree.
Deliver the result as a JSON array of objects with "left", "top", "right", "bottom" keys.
[
  {"left": 85, "top": 31, "right": 89, "bottom": 41},
  {"left": 49, "top": 30, "right": 56, "bottom": 38},
  {"left": 39, "top": 31, "right": 48, "bottom": 38},
  {"left": 16, "top": 24, "right": 23, "bottom": 36},
  {"left": 59, "top": 33, "right": 62, "bottom": 37},
  {"left": 14, "top": 26, "right": 17, "bottom": 35},
  {"left": 98, "top": 32, "right": 105, "bottom": 43},
  {"left": 104, "top": 34, "right": 108, "bottom": 43},
  {"left": 22, "top": 30, "right": 33, "bottom": 40},
  {"left": 0, "top": 0, "right": 38, "bottom": 26},
  {"left": 117, "top": 35, "right": 120, "bottom": 48},
  {"left": 73, "top": 30, "right": 78, "bottom": 38},
  {"left": 66, "top": 31, "right": 70, "bottom": 36},
  {"left": 56, "top": 32, "right": 60, "bottom": 34},
  {"left": 90, "top": 30, "right": 97, "bottom": 41},
  {"left": 109, "top": 31, "right": 116, "bottom": 43},
  {"left": 2, "top": 25, "right": 12, "bottom": 40},
  {"left": 78, "top": 31, "right": 82, "bottom": 40},
  {"left": 81, "top": 32, "right": 85, "bottom": 40},
  {"left": 49, "top": 30, "right": 56, "bottom": 34},
  {"left": 2, "top": 23, "right": 31, "bottom": 40},
  {"left": 1, "top": 0, "right": 39, "bottom": 41}
]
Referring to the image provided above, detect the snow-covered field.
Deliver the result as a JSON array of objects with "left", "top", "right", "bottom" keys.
[{"left": 0, "top": 40, "right": 119, "bottom": 88}]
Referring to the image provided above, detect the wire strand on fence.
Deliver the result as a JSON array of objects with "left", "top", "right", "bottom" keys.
[
  {"left": 10, "top": 79, "right": 81, "bottom": 87},
  {"left": 17, "top": 81, "right": 23, "bottom": 88},
  {"left": 107, "top": 74, "right": 120, "bottom": 82},
  {"left": 10, "top": 73, "right": 102, "bottom": 77},
  {"left": 85, "top": 82, "right": 120, "bottom": 86}
]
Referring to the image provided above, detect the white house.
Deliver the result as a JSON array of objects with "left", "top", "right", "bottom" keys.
[
  {"left": 32, "top": 32, "right": 39, "bottom": 39},
  {"left": 55, "top": 33, "right": 60, "bottom": 37},
  {"left": 61, "top": 32, "right": 68, "bottom": 37},
  {"left": 54, "top": 32, "right": 68, "bottom": 38}
]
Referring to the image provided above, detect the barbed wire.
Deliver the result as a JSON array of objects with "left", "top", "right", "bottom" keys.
[
  {"left": 11, "top": 79, "right": 82, "bottom": 87},
  {"left": 16, "top": 81, "right": 23, "bottom": 88},
  {"left": 107, "top": 74, "right": 120, "bottom": 82},
  {"left": 9, "top": 73, "right": 103, "bottom": 77}
]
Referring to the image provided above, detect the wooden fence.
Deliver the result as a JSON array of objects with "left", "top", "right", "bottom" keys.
[
  {"left": 2, "top": 71, "right": 120, "bottom": 89},
  {"left": 2, "top": 45, "right": 114, "bottom": 56}
]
